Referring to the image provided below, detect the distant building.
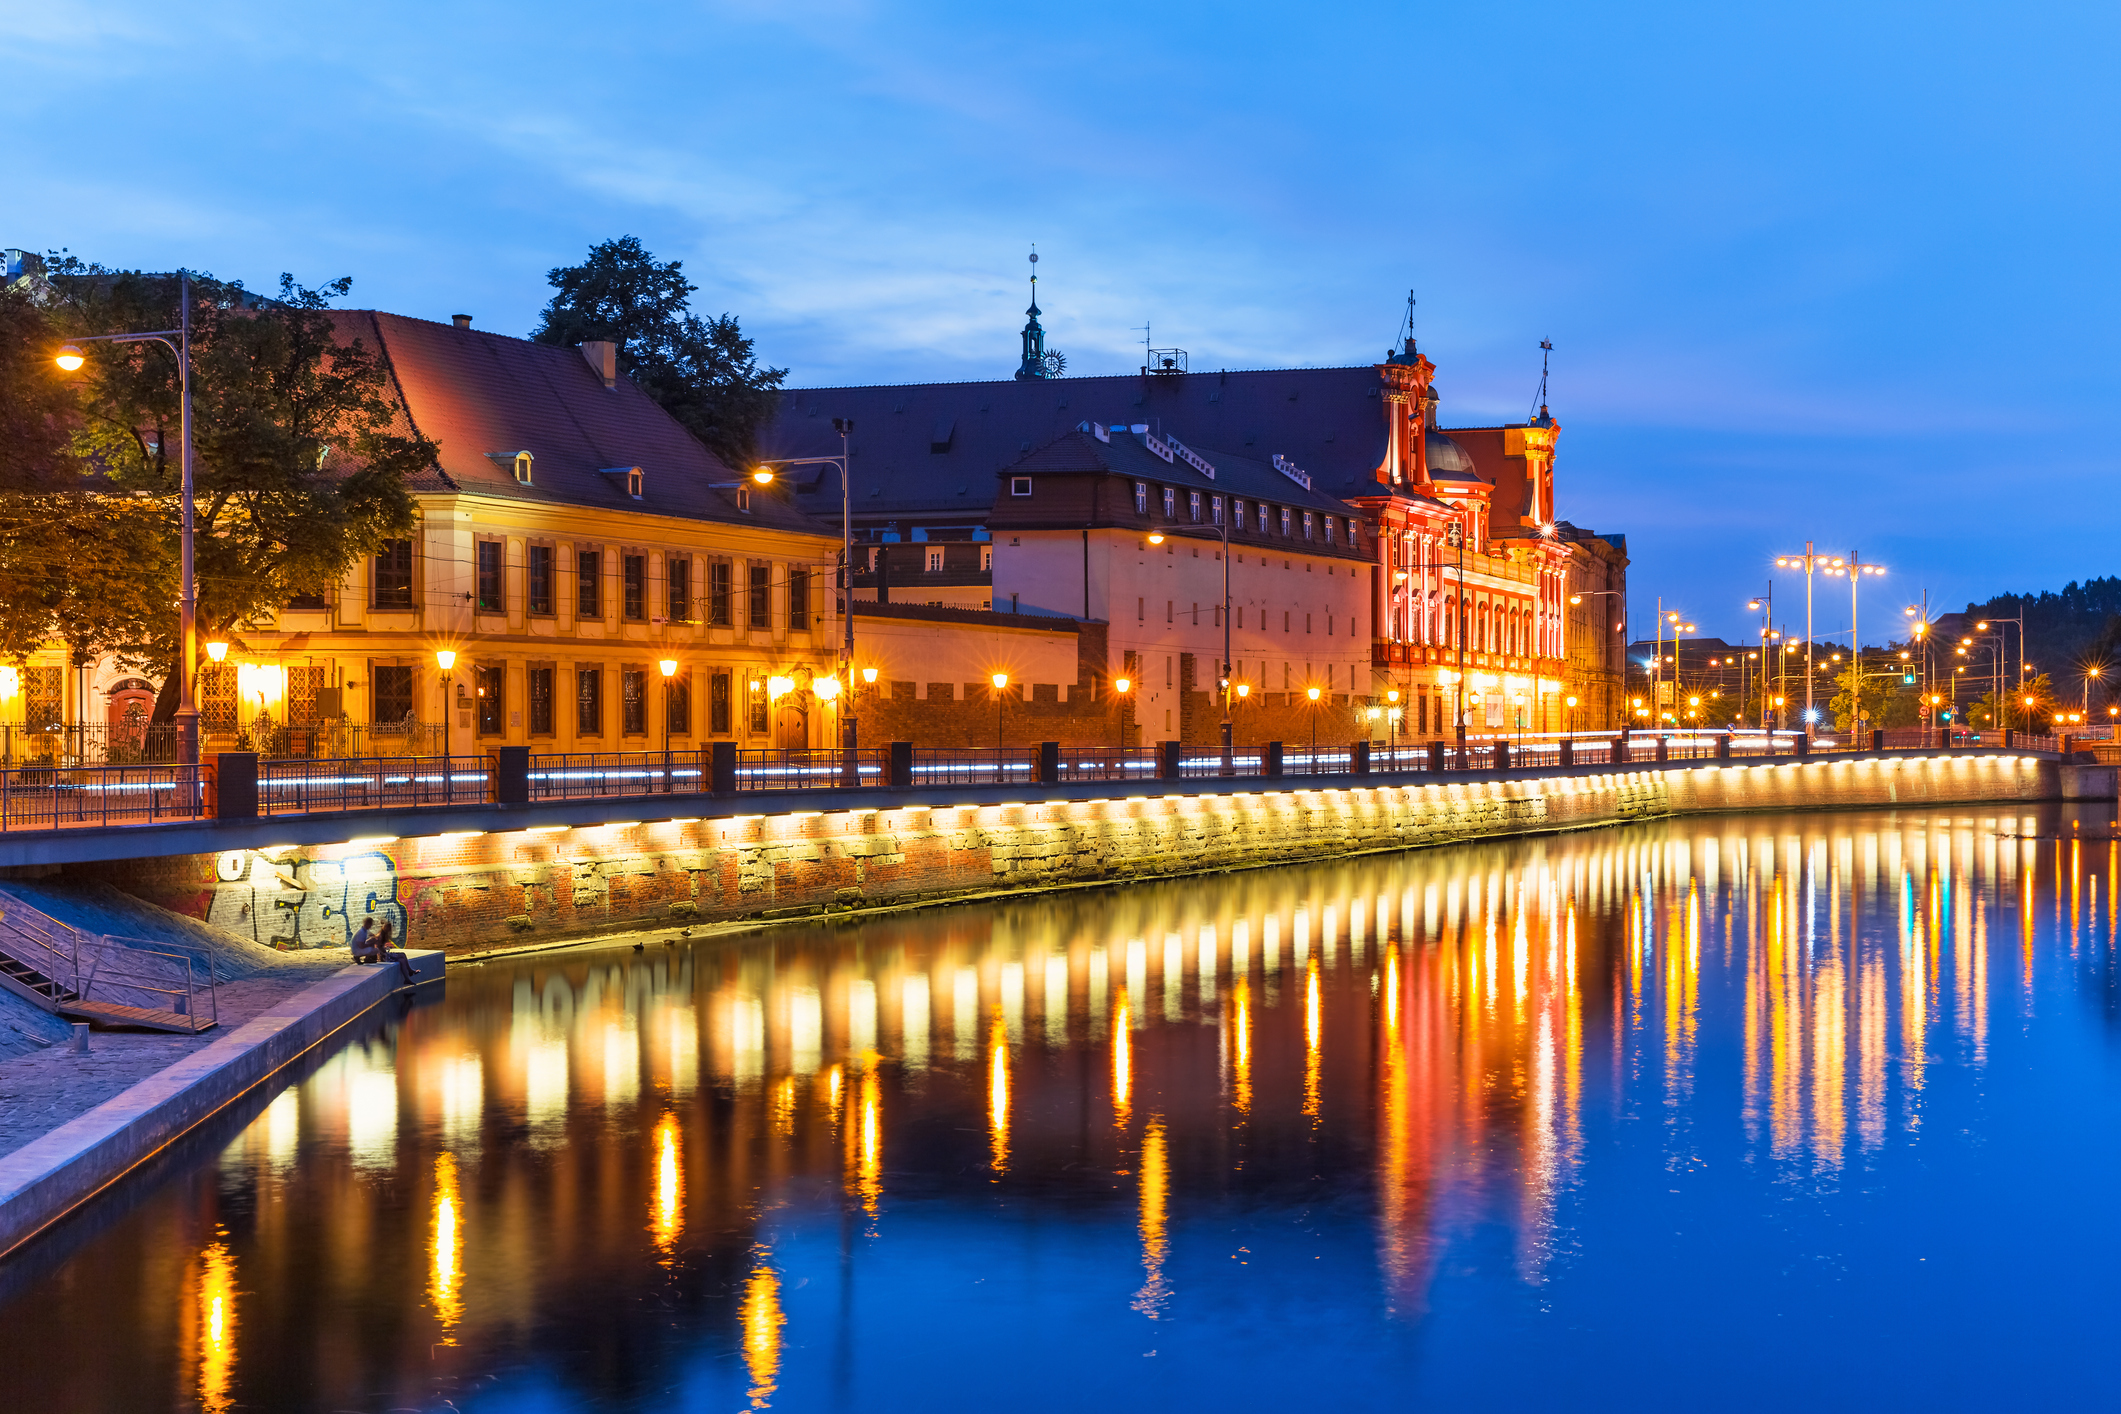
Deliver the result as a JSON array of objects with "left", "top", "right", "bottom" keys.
[{"left": 762, "top": 282, "right": 1631, "bottom": 738}]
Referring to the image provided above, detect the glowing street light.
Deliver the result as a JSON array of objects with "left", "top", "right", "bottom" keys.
[
  {"left": 435, "top": 649, "right": 457, "bottom": 760},
  {"left": 991, "top": 671, "right": 1009, "bottom": 752}
]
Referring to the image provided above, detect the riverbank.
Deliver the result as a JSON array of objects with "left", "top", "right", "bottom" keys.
[{"left": 0, "top": 953, "right": 441, "bottom": 1259}]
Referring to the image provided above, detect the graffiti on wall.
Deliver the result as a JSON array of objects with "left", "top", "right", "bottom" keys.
[{"left": 207, "top": 848, "right": 409, "bottom": 951}]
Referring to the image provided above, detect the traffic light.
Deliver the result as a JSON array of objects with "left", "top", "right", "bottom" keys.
[{"left": 1902, "top": 673, "right": 1916, "bottom": 686}]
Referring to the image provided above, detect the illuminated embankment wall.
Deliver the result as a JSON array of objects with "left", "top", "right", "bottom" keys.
[{"left": 88, "top": 754, "right": 2072, "bottom": 958}]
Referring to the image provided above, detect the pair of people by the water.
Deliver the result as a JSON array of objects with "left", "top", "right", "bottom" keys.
[{"left": 349, "top": 917, "right": 415, "bottom": 983}]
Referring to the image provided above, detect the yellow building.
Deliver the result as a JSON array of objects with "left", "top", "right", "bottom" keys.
[{"left": 66, "top": 313, "right": 847, "bottom": 758}]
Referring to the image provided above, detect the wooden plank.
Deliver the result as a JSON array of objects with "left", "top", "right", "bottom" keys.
[{"left": 57, "top": 1000, "right": 213, "bottom": 1035}]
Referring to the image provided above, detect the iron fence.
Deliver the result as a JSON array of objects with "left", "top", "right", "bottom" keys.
[
  {"left": 0, "top": 762, "right": 206, "bottom": 830},
  {"left": 735, "top": 749, "right": 887, "bottom": 792},
  {"left": 257, "top": 756, "right": 493, "bottom": 816}
]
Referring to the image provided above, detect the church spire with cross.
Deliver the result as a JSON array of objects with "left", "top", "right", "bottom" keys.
[{"left": 1015, "top": 248, "right": 1062, "bottom": 380}]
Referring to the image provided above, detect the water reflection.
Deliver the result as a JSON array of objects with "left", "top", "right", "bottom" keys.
[{"left": 15, "top": 805, "right": 2121, "bottom": 1412}]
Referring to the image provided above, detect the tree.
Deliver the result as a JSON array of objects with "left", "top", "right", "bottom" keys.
[
  {"left": 531, "top": 237, "right": 786, "bottom": 467},
  {"left": 1969, "top": 672, "right": 2054, "bottom": 733},
  {"left": 1829, "top": 659, "right": 1919, "bottom": 732},
  {"left": 34, "top": 260, "right": 438, "bottom": 717}
]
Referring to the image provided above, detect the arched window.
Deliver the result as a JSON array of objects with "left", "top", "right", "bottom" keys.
[
  {"left": 514, "top": 451, "right": 534, "bottom": 485},
  {"left": 1478, "top": 602, "right": 1490, "bottom": 651}
]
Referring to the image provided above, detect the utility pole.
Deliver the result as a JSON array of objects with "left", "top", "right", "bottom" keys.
[{"left": 1447, "top": 518, "right": 1466, "bottom": 746}]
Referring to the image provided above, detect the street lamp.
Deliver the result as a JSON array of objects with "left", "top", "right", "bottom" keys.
[
  {"left": 658, "top": 658, "right": 679, "bottom": 788},
  {"left": 754, "top": 416, "right": 856, "bottom": 751},
  {"left": 1307, "top": 683, "right": 1322, "bottom": 761},
  {"left": 1821, "top": 553, "right": 1886, "bottom": 736},
  {"left": 54, "top": 274, "right": 203, "bottom": 762},
  {"left": 1112, "top": 675, "right": 1131, "bottom": 751},
  {"left": 434, "top": 649, "right": 456, "bottom": 764},
  {"left": 991, "top": 672, "right": 1009, "bottom": 753}
]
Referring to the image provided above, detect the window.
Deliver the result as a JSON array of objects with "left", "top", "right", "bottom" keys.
[
  {"left": 1302, "top": 512, "right": 1314, "bottom": 541},
  {"left": 710, "top": 561, "right": 732, "bottom": 626},
  {"left": 748, "top": 563, "right": 770, "bottom": 628},
  {"left": 1192, "top": 602, "right": 1199, "bottom": 625},
  {"left": 1324, "top": 517, "right": 1336, "bottom": 545},
  {"left": 927, "top": 549, "right": 943, "bottom": 573},
  {"left": 1167, "top": 600, "right": 1174, "bottom": 623},
  {"left": 513, "top": 451, "right": 533, "bottom": 485},
  {"left": 622, "top": 666, "right": 647, "bottom": 735},
  {"left": 1211, "top": 495, "right": 1223, "bottom": 526},
  {"left": 576, "top": 666, "right": 602, "bottom": 736},
  {"left": 1011, "top": 476, "right": 1032, "bottom": 496},
  {"left": 373, "top": 539, "right": 413, "bottom": 609},
  {"left": 1138, "top": 597, "right": 1145, "bottom": 622},
  {"left": 286, "top": 666, "right": 324, "bottom": 725},
  {"left": 1134, "top": 482, "right": 1148, "bottom": 515},
  {"left": 668, "top": 557, "right": 691, "bottom": 622},
  {"left": 373, "top": 665, "right": 413, "bottom": 724},
  {"left": 980, "top": 545, "right": 991, "bottom": 571},
  {"left": 476, "top": 665, "right": 504, "bottom": 735},
  {"left": 710, "top": 671, "right": 732, "bottom": 734},
  {"left": 576, "top": 550, "right": 600, "bottom": 619},
  {"left": 476, "top": 541, "right": 504, "bottom": 613},
  {"left": 1189, "top": 491, "right": 1202, "bottom": 523},
  {"left": 623, "top": 554, "right": 646, "bottom": 620},
  {"left": 1162, "top": 486, "right": 1176, "bottom": 518},
  {"left": 1280, "top": 508, "right": 1292, "bottom": 537},
  {"left": 528, "top": 666, "right": 554, "bottom": 734},
  {"left": 667, "top": 670, "right": 691, "bottom": 736},
  {"left": 528, "top": 545, "right": 554, "bottom": 616},
  {"left": 789, "top": 568, "right": 809, "bottom": 629},
  {"left": 748, "top": 678, "right": 769, "bottom": 733},
  {"left": 1233, "top": 500, "right": 1247, "bottom": 531},
  {"left": 626, "top": 468, "right": 643, "bottom": 499}
]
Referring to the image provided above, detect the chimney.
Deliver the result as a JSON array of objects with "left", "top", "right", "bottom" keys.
[
  {"left": 451, "top": 314, "right": 472, "bottom": 329},
  {"left": 579, "top": 340, "right": 618, "bottom": 390}
]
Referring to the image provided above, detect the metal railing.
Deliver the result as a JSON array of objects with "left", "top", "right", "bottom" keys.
[
  {"left": 0, "top": 898, "right": 218, "bottom": 1032},
  {"left": 258, "top": 756, "right": 493, "bottom": 816},
  {"left": 0, "top": 726, "right": 2073, "bottom": 834},
  {"left": 0, "top": 762, "right": 206, "bottom": 830}
]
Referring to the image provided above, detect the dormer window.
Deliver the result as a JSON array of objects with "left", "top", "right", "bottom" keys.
[
  {"left": 514, "top": 451, "right": 533, "bottom": 485},
  {"left": 736, "top": 487, "right": 752, "bottom": 513},
  {"left": 627, "top": 468, "right": 643, "bottom": 499}
]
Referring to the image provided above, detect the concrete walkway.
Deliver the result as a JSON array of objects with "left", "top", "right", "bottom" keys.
[{"left": 0, "top": 952, "right": 441, "bottom": 1258}]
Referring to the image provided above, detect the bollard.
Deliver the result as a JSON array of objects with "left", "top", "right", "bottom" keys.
[
  {"left": 888, "top": 741, "right": 914, "bottom": 791},
  {"left": 2003, "top": 729, "right": 2015, "bottom": 749},
  {"left": 1036, "top": 741, "right": 1061, "bottom": 785},
  {"left": 1870, "top": 728, "right": 1885, "bottom": 752},
  {"left": 1264, "top": 741, "right": 1285, "bottom": 778},
  {"left": 1716, "top": 732, "right": 1731, "bottom": 761},
  {"left": 1427, "top": 739, "right": 1446, "bottom": 773},
  {"left": 1157, "top": 740, "right": 1183, "bottom": 780},
  {"left": 1560, "top": 740, "right": 1575, "bottom": 768},
  {"left": 1794, "top": 732, "right": 1810, "bottom": 758},
  {"left": 2061, "top": 734, "right": 2074, "bottom": 759},
  {"left": 1655, "top": 737, "right": 1670, "bottom": 763},
  {"left": 71, "top": 1022, "right": 89, "bottom": 1054},
  {"left": 213, "top": 751, "right": 259, "bottom": 820},
  {"left": 1493, "top": 740, "right": 1511, "bottom": 772},
  {"left": 710, "top": 740, "right": 738, "bottom": 794},
  {"left": 1350, "top": 741, "right": 1371, "bottom": 777},
  {"left": 495, "top": 745, "right": 530, "bottom": 804}
]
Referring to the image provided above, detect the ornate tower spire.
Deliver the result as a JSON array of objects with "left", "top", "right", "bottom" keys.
[{"left": 1016, "top": 248, "right": 1059, "bottom": 381}]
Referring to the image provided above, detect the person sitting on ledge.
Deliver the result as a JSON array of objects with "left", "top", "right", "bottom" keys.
[
  {"left": 349, "top": 918, "right": 381, "bottom": 964},
  {"left": 373, "top": 919, "right": 416, "bottom": 984}
]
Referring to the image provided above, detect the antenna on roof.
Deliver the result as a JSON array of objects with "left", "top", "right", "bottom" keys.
[{"left": 1530, "top": 338, "right": 1554, "bottom": 421}]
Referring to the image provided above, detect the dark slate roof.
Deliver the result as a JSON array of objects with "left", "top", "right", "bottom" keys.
[
  {"left": 338, "top": 310, "right": 820, "bottom": 535},
  {"left": 1000, "top": 425, "right": 1372, "bottom": 527},
  {"left": 763, "top": 365, "right": 1397, "bottom": 524}
]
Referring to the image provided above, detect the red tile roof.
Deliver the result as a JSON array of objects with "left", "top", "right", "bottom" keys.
[{"left": 337, "top": 310, "right": 821, "bottom": 535}]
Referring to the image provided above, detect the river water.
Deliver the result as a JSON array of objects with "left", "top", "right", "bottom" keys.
[{"left": 7, "top": 804, "right": 2121, "bottom": 1412}]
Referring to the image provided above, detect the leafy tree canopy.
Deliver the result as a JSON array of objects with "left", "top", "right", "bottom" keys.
[
  {"left": 2, "top": 260, "right": 437, "bottom": 716},
  {"left": 531, "top": 236, "right": 786, "bottom": 467}
]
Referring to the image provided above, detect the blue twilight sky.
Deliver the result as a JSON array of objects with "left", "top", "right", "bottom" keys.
[{"left": 6, "top": 1, "right": 2114, "bottom": 642}]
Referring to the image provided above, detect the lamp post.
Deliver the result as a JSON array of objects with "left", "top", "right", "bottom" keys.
[
  {"left": 434, "top": 650, "right": 456, "bottom": 800},
  {"left": 1822, "top": 552, "right": 1886, "bottom": 736},
  {"left": 1747, "top": 583, "right": 1774, "bottom": 728},
  {"left": 753, "top": 418, "right": 856, "bottom": 749},
  {"left": 659, "top": 658, "right": 678, "bottom": 791},
  {"left": 991, "top": 672, "right": 1009, "bottom": 755},
  {"left": 1307, "top": 683, "right": 1322, "bottom": 762},
  {"left": 1112, "top": 675, "right": 1131, "bottom": 753},
  {"left": 1772, "top": 543, "right": 1823, "bottom": 730},
  {"left": 55, "top": 272, "right": 202, "bottom": 763}
]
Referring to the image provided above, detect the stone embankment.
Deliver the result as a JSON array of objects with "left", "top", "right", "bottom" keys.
[{"left": 69, "top": 749, "right": 2100, "bottom": 960}]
